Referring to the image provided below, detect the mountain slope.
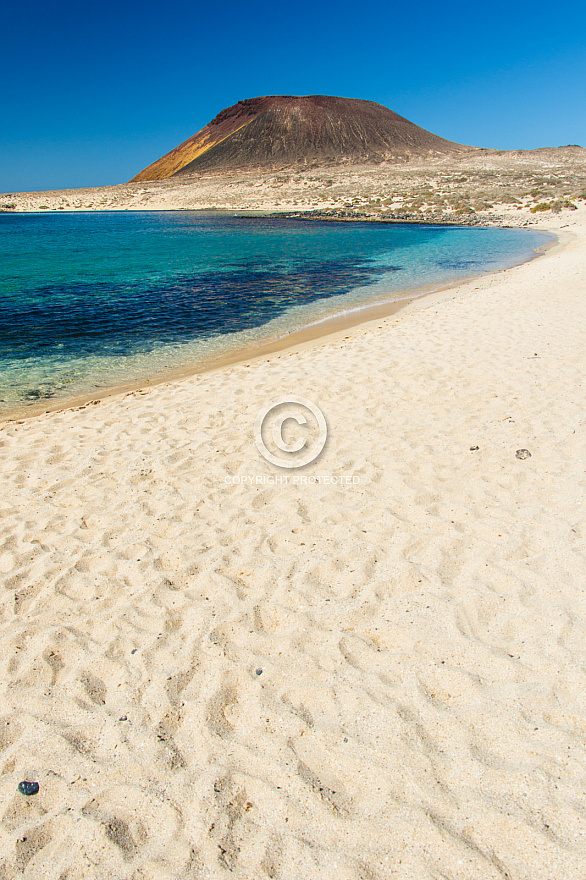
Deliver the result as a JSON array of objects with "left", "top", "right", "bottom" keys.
[{"left": 131, "top": 95, "right": 473, "bottom": 181}]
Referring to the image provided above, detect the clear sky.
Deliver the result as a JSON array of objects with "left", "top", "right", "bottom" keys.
[{"left": 1, "top": 0, "right": 585, "bottom": 193}]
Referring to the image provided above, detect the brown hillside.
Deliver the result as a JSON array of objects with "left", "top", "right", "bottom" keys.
[{"left": 131, "top": 95, "right": 473, "bottom": 181}]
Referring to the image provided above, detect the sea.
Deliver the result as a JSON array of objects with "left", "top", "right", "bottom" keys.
[{"left": 0, "top": 211, "right": 552, "bottom": 417}]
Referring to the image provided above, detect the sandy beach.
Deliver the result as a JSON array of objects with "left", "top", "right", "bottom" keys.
[{"left": 1, "top": 202, "right": 586, "bottom": 879}]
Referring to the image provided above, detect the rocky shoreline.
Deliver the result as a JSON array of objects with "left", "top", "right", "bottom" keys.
[{"left": 3, "top": 147, "right": 585, "bottom": 229}]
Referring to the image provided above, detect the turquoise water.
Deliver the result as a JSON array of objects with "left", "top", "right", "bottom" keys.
[{"left": 0, "top": 211, "right": 551, "bottom": 415}]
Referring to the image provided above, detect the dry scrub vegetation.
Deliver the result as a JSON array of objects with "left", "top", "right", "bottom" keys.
[{"left": 3, "top": 147, "right": 586, "bottom": 227}]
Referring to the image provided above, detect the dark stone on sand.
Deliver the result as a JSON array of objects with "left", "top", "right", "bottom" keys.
[
  {"left": 18, "top": 781, "right": 39, "bottom": 796},
  {"left": 470, "top": 446, "right": 480, "bottom": 451},
  {"left": 516, "top": 449, "right": 532, "bottom": 459}
]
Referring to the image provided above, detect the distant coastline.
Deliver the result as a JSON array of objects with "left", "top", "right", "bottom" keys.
[{"left": 2, "top": 145, "right": 585, "bottom": 229}]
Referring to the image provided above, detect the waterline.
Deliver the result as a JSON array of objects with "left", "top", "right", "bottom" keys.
[{"left": 0, "top": 212, "right": 553, "bottom": 418}]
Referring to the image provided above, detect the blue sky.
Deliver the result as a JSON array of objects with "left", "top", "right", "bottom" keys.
[{"left": 1, "top": 0, "right": 585, "bottom": 193}]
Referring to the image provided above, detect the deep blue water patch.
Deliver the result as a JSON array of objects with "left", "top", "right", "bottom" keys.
[
  {"left": 0, "top": 211, "right": 551, "bottom": 413},
  {"left": 0, "top": 258, "right": 397, "bottom": 360}
]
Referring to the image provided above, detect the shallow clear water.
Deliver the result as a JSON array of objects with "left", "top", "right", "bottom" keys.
[{"left": 0, "top": 211, "right": 551, "bottom": 415}]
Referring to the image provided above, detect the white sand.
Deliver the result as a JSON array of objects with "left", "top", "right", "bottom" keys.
[{"left": 1, "top": 208, "right": 586, "bottom": 879}]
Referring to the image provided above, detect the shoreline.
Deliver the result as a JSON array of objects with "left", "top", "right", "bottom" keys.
[
  {"left": 3, "top": 149, "right": 585, "bottom": 229},
  {"left": 1, "top": 201, "right": 585, "bottom": 878},
  {"left": 0, "top": 203, "right": 540, "bottom": 228},
  {"left": 0, "top": 220, "right": 557, "bottom": 424}
]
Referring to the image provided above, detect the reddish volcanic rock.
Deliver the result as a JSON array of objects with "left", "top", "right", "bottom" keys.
[{"left": 131, "top": 95, "right": 474, "bottom": 181}]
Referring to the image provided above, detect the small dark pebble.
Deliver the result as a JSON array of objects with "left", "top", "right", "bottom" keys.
[
  {"left": 131, "top": 649, "right": 137, "bottom": 654},
  {"left": 470, "top": 446, "right": 480, "bottom": 451},
  {"left": 516, "top": 449, "right": 532, "bottom": 460},
  {"left": 255, "top": 668, "right": 263, "bottom": 676},
  {"left": 18, "top": 781, "right": 39, "bottom": 796},
  {"left": 119, "top": 716, "right": 128, "bottom": 722}
]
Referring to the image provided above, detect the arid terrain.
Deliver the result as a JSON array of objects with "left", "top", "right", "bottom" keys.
[
  {"left": 3, "top": 147, "right": 585, "bottom": 229},
  {"left": 131, "top": 95, "right": 471, "bottom": 180}
]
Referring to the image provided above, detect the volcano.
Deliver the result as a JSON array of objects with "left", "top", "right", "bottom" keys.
[{"left": 131, "top": 95, "right": 472, "bottom": 181}]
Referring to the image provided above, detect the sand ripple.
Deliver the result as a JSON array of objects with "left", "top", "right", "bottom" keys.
[{"left": 1, "top": 216, "right": 586, "bottom": 878}]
